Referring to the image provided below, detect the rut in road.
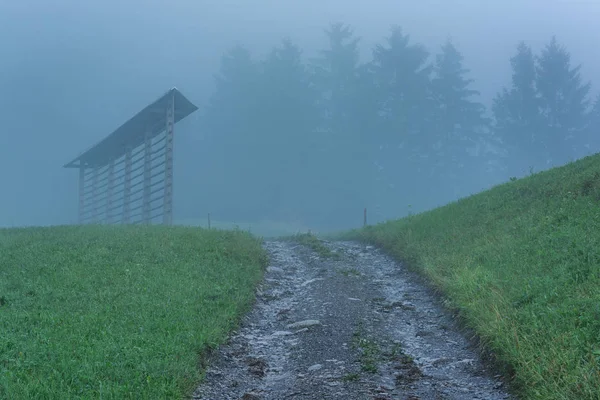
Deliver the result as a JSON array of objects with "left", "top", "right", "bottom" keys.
[{"left": 193, "top": 239, "right": 513, "bottom": 400}]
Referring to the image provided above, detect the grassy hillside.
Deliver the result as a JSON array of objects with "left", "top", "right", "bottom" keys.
[
  {"left": 0, "top": 225, "right": 267, "bottom": 399},
  {"left": 344, "top": 154, "right": 600, "bottom": 399}
]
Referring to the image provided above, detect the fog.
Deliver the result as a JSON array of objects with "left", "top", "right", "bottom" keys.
[{"left": 1, "top": 0, "right": 599, "bottom": 232}]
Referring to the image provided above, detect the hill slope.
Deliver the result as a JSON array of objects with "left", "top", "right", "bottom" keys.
[
  {"left": 0, "top": 225, "right": 267, "bottom": 399},
  {"left": 345, "top": 154, "right": 600, "bottom": 399}
]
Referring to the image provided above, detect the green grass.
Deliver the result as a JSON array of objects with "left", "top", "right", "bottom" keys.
[
  {"left": 174, "top": 218, "right": 310, "bottom": 238},
  {"left": 350, "top": 321, "right": 381, "bottom": 374},
  {"left": 280, "top": 233, "right": 340, "bottom": 259},
  {"left": 340, "top": 372, "right": 360, "bottom": 382},
  {"left": 0, "top": 225, "right": 267, "bottom": 399},
  {"left": 343, "top": 153, "right": 600, "bottom": 399}
]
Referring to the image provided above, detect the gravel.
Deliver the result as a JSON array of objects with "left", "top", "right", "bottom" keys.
[{"left": 192, "top": 240, "right": 514, "bottom": 399}]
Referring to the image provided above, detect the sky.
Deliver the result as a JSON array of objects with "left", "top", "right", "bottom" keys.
[{"left": 0, "top": 0, "right": 599, "bottom": 227}]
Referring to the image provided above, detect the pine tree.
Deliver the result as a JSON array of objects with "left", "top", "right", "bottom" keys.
[
  {"left": 203, "top": 45, "right": 261, "bottom": 143},
  {"left": 536, "top": 36, "right": 592, "bottom": 165},
  {"left": 370, "top": 26, "right": 432, "bottom": 141},
  {"left": 584, "top": 94, "right": 600, "bottom": 155},
  {"left": 200, "top": 45, "right": 268, "bottom": 220},
  {"left": 257, "top": 38, "right": 321, "bottom": 222},
  {"left": 492, "top": 41, "right": 542, "bottom": 175},
  {"left": 310, "top": 22, "right": 375, "bottom": 224},
  {"left": 367, "top": 26, "right": 433, "bottom": 212},
  {"left": 311, "top": 23, "right": 362, "bottom": 136},
  {"left": 260, "top": 38, "right": 319, "bottom": 140},
  {"left": 430, "top": 38, "right": 489, "bottom": 181}
]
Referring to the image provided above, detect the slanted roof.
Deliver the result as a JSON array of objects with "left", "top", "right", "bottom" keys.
[{"left": 64, "top": 87, "right": 198, "bottom": 168}]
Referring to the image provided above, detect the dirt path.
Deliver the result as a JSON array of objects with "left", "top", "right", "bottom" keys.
[{"left": 193, "top": 240, "right": 513, "bottom": 400}]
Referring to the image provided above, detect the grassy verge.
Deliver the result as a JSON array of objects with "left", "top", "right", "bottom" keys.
[
  {"left": 0, "top": 225, "right": 267, "bottom": 399},
  {"left": 343, "top": 154, "right": 600, "bottom": 399}
]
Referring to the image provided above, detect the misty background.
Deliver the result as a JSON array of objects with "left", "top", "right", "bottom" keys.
[{"left": 1, "top": 0, "right": 599, "bottom": 231}]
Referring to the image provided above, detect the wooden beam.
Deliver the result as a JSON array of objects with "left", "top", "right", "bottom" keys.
[
  {"left": 122, "top": 148, "right": 132, "bottom": 224},
  {"left": 163, "top": 92, "right": 175, "bottom": 225},
  {"left": 105, "top": 158, "right": 115, "bottom": 224},
  {"left": 78, "top": 166, "right": 85, "bottom": 224},
  {"left": 142, "top": 130, "right": 152, "bottom": 224},
  {"left": 91, "top": 167, "right": 99, "bottom": 223}
]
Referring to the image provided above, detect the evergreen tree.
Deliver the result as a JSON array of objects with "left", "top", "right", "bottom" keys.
[
  {"left": 203, "top": 45, "right": 261, "bottom": 140},
  {"left": 201, "top": 41, "right": 322, "bottom": 223},
  {"left": 492, "top": 41, "right": 542, "bottom": 175},
  {"left": 367, "top": 26, "right": 433, "bottom": 211},
  {"left": 430, "top": 38, "right": 489, "bottom": 182},
  {"left": 257, "top": 38, "right": 321, "bottom": 222},
  {"left": 260, "top": 39, "right": 319, "bottom": 134},
  {"left": 370, "top": 26, "right": 433, "bottom": 141},
  {"left": 311, "top": 23, "right": 362, "bottom": 136},
  {"left": 536, "top": 36, "right": 592, "bottom": 165},
  {"left": 584, "top": 93, "right": 600, "bottom": 155},
  {"left": 310, "top": 23, "right": 375, "bottom": 224},
  {"left": 200, "top": 45, "right": 268, "bottom": 220}
]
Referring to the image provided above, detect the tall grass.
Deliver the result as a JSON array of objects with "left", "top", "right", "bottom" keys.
[
  {"left": 344, "top": 154, "right": 600, "bottom": 399},
  {"left": 0, "top": 225, "right": 267, "bottom": 399}
]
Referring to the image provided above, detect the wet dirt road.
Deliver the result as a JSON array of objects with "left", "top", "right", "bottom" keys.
[{"left": 193, "top": 240, "right": 513, "bottom": 400}]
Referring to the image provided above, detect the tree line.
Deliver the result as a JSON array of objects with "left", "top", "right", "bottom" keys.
[{"left": 194, "top": 23, "right": 600, "bottom": 229}]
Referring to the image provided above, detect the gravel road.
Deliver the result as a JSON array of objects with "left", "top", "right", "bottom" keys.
[{"left": 193, "top": 239, "right": 513, "bottom": 400}]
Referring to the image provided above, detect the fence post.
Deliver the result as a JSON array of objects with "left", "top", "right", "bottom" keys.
[
  {"left": 208, "top": 213, "right": 211, "bottom": 229},
  {"left": 363, "top": 207, "right": 367, "bottom": 227}
]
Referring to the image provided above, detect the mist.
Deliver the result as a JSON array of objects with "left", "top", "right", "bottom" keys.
[{"left": 1, "top": 0, "right": 599, "bottom": 232}]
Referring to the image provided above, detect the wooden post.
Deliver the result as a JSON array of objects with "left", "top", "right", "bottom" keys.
[
  {"left": 91, "top": 167, "right": 99, "bottom": 223},
  {"left": 122, "top": 149, "right": 132, "bottom": 224},
  {"left": 207, "top": 213, "right": 211, "bottom": 229},
  {"left": 163, "top": 92, "right": 175, "bottom": 225},
  {"left": 142, "top": 130, "right": 152, "bottom": 224},
  {"left": 78, "top": 165, "right": 85, "bottom": 224},
  {"left": 105, "top": 158, "right": 115, "bottom": 224},
  {"left": 363, "top": 207, "right": 367, "bottom": 227}
]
